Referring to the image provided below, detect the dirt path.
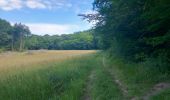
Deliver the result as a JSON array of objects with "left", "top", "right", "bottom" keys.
[
  {"left": 141, "top": 82, "right": 170, "bottom": 100},
  {"left": 102, "top": 57, "right": 129, "bottom": 96},
  {"left": 82, "top": 70, "right": 95, "bottom": 100},
  {"left": 102, "top": 56, "right": 170, "bottom": 100}
]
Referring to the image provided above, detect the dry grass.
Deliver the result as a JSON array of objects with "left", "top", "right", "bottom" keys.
[
  {"left": 0, "top": 52, "right": 99, "bottom": 100},
  {"left": 0, "top": 50, "right": 96, "bottom": 77}
]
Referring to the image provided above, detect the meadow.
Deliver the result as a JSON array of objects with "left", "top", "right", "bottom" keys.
[
  {"left": 0, "top": 50, "right": 123, "bottom": 100},
  {"left": 0, "top": 50, "right": 98, "bottom": 99},
  {"left": 0, "top": 50, "right": 95, "bottom": 77},
  {"left": 0, "top": 50, "right": 169, "bottom": 100}
]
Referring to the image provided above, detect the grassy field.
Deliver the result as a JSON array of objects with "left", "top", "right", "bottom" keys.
[
  {"left": 0, "top": 50, "right": 169, "bottom": 100},
  {"left": 0, "top": 50, "right": 97, "bottom": 99},
  {"left": 0, "top": 50, "right": 124, "bottom": 100},
  {"left": 0, "top": 50, "right": 95, "bottom": 77}
]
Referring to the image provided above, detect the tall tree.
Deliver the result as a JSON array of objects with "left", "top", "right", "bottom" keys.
[
  {"left": 80, "top": 0, "right": 170, "bottom": 64},
  {"left": 0, "top": 18, "right": 12, "bottom": 50},
  {"left": 12, "top": 23, "right": 31, "bottom": 51}
]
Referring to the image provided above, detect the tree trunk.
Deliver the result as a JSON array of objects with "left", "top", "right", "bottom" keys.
[
  {"left": 11, "top": 34, "right": 14, "bottom": 51},
  {"left": 19, "top": 33, "right": 23, "bottom": 52}
]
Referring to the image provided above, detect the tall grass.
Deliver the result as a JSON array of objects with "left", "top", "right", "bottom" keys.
[
  {"left": 3, "top": 51, "right": 165, "bottom": 100},
  {"left": 0, "top": 50, "right": 95, "bottom": 78},
  {"left": 150, "top": 89, "right": 170, "bottom": 100},
  {"left": 104, "top": 54, "right": 170, "bottom": 98},
  {"left": 91, "top": 65, "right": 124, "bottom": 100},
  {"left": 0, "top": 53, "right": 98, "bottom": 100}
]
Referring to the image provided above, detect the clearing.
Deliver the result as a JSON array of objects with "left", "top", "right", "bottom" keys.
[{"left": 0, "top": 50, "right": 169, "bottom": 100}]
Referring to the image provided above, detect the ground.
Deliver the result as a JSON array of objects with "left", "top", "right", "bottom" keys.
[{"left": 0, "top": 50, "right": 169, "bottom": 100}]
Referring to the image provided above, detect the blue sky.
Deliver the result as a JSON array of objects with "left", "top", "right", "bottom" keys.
[{"left": 0, "top": 0, "right": 94, "bottom": 35}]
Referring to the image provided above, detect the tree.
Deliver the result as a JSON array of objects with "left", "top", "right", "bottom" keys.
[
  {"left": 0, "top": 18, "right": 12, "bottom": 50},
  {"left": 12, "top": 23, "right": 31, "bottom": 51},
  {"left": 25, "top": 30, "right": 98, "bottom": 50},
  {"left": 81, "top": 0, "right": 170, "bottom": 63},
  {"left": 0, "top": 18, "right": 99, "bottom": 51}
]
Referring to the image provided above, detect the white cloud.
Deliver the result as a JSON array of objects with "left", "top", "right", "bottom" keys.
[
  {"left": 25, "top": 23, "right": 86, "bottom": 35},
  {"left": 0, "top": 0, "right": 22, "bottom": 11},
  {"left": 10, "top": 21, "right": 92, "bottom": 35},
  {"left": 42, "top": 0, "right": 72, "bottom": 9},
  {"left": 26, "top": 0, "right": 46, "bottom": 9},
  {"left": 0, "top": 0, "right": 72, "bottom": 11}
]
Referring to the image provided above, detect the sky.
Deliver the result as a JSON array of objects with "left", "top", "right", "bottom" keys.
[{"left": 0, "top": 0, "right": 94, "bottom": 35}]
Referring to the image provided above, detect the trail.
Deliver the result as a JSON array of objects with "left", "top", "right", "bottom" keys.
[
  {"left": 82, "top": 70, "right": 95, "bottom": 100},
  {"left": 102, "top": 56, "right": 170, "bottom": 100},
  {"left": 141, "top": 82, "right": 170, "bottom": 100},
  {"left": 102, "top": 57, "right": 129, "bottom": 97}
]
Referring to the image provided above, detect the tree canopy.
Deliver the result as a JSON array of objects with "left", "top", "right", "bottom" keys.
[
  {"left": 25, "top": 30, "right": 99, "bottom": 50},
  {"left": 0, "top": 19, "right": 12, "bottom": 50},
  {"left": 0, "top": 18, "right": 99, "bottom": 51},
  {"left": 87, "top": 0, "right": 170, "bottom": 63}
]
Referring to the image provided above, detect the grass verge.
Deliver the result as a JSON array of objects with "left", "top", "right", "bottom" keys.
[
  {"left": 90, "top": 56, "right": 124, "bottom": 100},
  {"left": 104, "top": 54, "right": 170, "bottom": 99},
  {"left": 150, "top": 89, "right": 170, "bottom": 100}
]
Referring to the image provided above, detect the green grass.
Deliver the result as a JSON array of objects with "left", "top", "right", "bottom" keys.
[
  {"left": 0, "top": 54, "right": 98, "bottom": 100},
  {"left": 0, "top": 53, "right": 128, "bottom": 100},
  {"left": 91, "top": 65, "right": 124, "bottom": 100},
  {"left": 3, "top": 51, "right": 168, "bottom": 100},
  {"left": 150, "top": 89, "right": 170, "bottom": 100},
  {"left": 105, "top": 54, "right": 170, "bottom": 99}
]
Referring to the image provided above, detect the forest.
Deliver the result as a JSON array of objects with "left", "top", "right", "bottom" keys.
[
  {"left": 0, "top": 19, "right": 99, "bottom": 51},
  {"left": 81, "top": 0, "right": 170, "bottom": 67}
]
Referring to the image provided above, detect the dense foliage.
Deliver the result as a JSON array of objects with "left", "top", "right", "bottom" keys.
[
  {"left": 0, "top": 19, "right": 12, "bottom": 50},
  {"left": 0, "top": 19, "right": 31, "bottom": 51},
  {"left": 0, "top": 18, "right": 98, "bottom": 51},
  {"left": 90, "top": 0, "right": 170, "bottom": 64},
  {"left": 12, "top": 23, "right": 31, "bottom": 51},
  {"left": 25, "top": 30, "right": 98, "bottom": 50}
]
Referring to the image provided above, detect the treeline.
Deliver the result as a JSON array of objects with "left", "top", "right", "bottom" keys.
[
  {"left": 0, "top": 18, "right": 99, "bottom": 51},
  {"left": 25, "top": 30, "right": 99, "bottom": 50},
  {"left": 0, "top": 19, "right": 31, "bottom": 51},
  {"left": 83, "top": 0, "right": 170, "bottom": 67}
]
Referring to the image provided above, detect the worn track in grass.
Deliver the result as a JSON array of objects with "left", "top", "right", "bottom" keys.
[
  {"left": 102, "top": 56, "right": 170, "bottom": 100},
  {"left": 141, "top": 83, "right": 170, "bottom": 100},
  {"left": 82, "top": 70, "right": 96, "bottom": 100},
  {"left": 102, "top": 57, "right": 128, "bottom": 96}
]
